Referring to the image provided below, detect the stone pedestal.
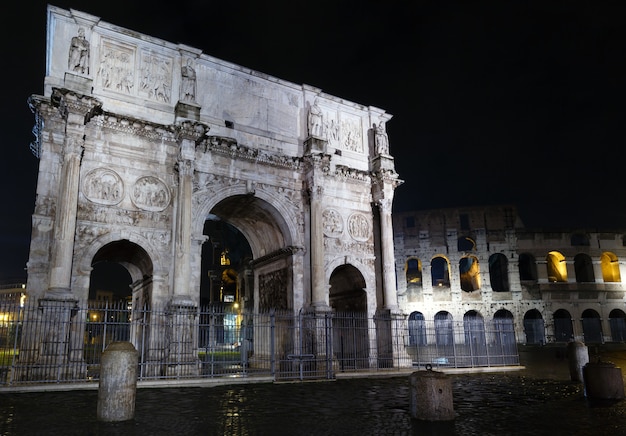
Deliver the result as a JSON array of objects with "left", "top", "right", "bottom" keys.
[
  {"left": 410, "top": 369, "right": 455, "bottom": 421},
  {"left": 97, "top": 341, "right": 139, "bottom": 422},
  {"left": 583, "top": 361, "right": 625, "bottom": 400},
  {"left": 567, "top": 341, "right": 589, "bottom": 382}
]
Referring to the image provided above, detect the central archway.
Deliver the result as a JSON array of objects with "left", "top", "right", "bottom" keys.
[{"left": 199, "top": 194, "right": 298, "bottom": 312}]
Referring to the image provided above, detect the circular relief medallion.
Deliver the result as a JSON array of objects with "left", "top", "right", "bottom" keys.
[
  {"left": 322, "top": 208, "right": 344, "bottom": 238},
  {"left": 348, "top": 212, "right": 370, "bottom": 242},
  {"left": 82, "top": 168, "right": 124, "bottom": 205},
  {"left": 131, "top": 176, "right": 170, "bottom": 211}
]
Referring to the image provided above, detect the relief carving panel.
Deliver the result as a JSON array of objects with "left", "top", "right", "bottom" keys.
[
  {"left": 82, "top": 168, "right": 124, "bottom": 205},
  {"left": 131, "top": 176, "right": 170, "bottom": 211},
  {"left": 340, "top": 115, "right": 363, "bottom": 153},
  {"left": 322, "top": 208, "right": 343, "bottom": 238},
  {"left": 348, "top": 212, "right": 370, "bottom": 242},
  {"left": 98, "top": 39, "right": 136, "bottom": 95},
  {"left": 259, "top": 268, "right": 288, "bottom": 311},
  {"left": 138, "top": 50, "right": 173, "bottom": 103}
]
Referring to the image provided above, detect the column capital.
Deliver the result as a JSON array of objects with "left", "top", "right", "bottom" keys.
[
  {"left": 50, "top": 87, "right": 102, "bottom": 123},
  {"left": 376, "top": 198, "right": 393, "bottom": 214},
  {"left": 176, "top": 158, "right": 195, "bottom": 177}
]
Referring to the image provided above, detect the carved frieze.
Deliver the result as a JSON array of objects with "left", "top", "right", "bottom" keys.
[
  {"left": 194, "top": 173, "right": 244, "bottom": 196},
  {"left": 75, "top": 224, "right": 109, "bottom": 250},
  {"left": 77, "top": 202, "right": 171, "bottom": 227},
  {"left": 140, "top": 230, "right": 172, "bottom": 248},
  {"left": 334, "top": 165, "right": 371, "bottom": 182},
  {"left": 198, "top": 136, "right": 302, "bottom": 170},
  {"left": 324, "top": 239, "right": 375, "bottom": 267},
  {"left": 96, "top": 114, "right": 177, "bottom": 142},
  {"left": 82, "top": 168, "right": 124, "bottom": 205}
]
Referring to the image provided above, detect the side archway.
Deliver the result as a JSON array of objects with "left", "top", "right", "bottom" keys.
[{"left": 523, "top": 309, "right": 545, "bottom": 344}]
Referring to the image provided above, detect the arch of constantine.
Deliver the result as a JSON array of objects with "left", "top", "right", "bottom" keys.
[
  {"left": 21, "top": 6, "right": 403, "bottom": 379},
  {"left": 9, "top": 5, "right": 626, "bottom": 387}
]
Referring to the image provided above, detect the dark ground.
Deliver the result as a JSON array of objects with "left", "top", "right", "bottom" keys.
[{"left": 517, "top": 342, "right": 626, "bottom": 380}]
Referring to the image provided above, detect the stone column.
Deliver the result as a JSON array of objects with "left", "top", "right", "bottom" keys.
[
  {"left": 310, "top": 186, "right": 329, "bottom": 309},
  {"left": 591, "top": 260, "right": 604, "bottom": 283},
  {"left": 47, "top": 89, "right": 101, "bottom": 298},
  {"left": 167, "top": 122, "right": 207, "bottom": 375},
  {"left": 48, "top": 135, "right": 81, "bottom": 295},
  {"left": 173, "top": 157, "right": 194, "bottom": 300},
  {"left": 172, "top": 121, "right": 207, "bottom": 304},
  {"left": 378, "top": 199, "right": 399, "bottom": 311},
  {"left": 422, "top": 263, "right": 434, "bottom": 300}
]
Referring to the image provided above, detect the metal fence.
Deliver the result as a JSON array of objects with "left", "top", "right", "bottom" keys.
[{"left": 0, "top": 295, "right": 519, "bottom": 387}]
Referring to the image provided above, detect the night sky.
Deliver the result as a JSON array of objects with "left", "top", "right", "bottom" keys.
[{"left": 2, "top": 1, "right": 626, "bottom": 281}]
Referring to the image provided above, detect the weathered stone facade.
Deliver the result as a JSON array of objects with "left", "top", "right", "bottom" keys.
[
  {"left": 28, "top": 5, "right": 400, "bottom": 311},
  {"left": 393, "top": 205, "right": 626, "bottom": 345},
  {"left": 23, "top": 6, "right": 402, "bottom": 378}
]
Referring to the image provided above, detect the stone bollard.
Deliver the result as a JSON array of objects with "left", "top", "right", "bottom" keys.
[
  {"left": 409, "top": 366, "right": 455, "bottom": 421},
  {"left": 566, "top": 341, "right": 589, "bottom": 382},
  {"left": 97, "top": 341, "right": 139, "bottom": 422},
  {"left": 583, "top": 360, "right": 625, "bottom": 400}
]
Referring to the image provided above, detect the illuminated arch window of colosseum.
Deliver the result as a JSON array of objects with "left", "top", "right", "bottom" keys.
[
  {"left": 547, "top": 251, "right": 567, "bottom": 282},
  {"left": 601, "top": 252, "right": 621, "bottom": 282},
  {"left": 459, "top": 255, "right": 481, "bottom": 292},
  {"left": 405, "top": 257, "right": 422, "bottom": 286}
]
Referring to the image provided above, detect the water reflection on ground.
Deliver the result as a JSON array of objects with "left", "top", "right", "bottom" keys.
[{"left": 2, "top": 371, "right": 626, "bottom": 435}]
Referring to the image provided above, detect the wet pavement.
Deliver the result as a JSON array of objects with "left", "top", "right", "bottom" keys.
[{"left": 2, "top": 344, "right": 626, "bottom": 435}]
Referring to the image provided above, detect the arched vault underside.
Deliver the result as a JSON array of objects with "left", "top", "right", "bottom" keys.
[
  {"left": 208, "top": 195, "right": 292, "bottom": 258},
  {"left": 91, "top": 240, "right": 153, "bottom": 284},
  {"left": 195, "top": 192, "right": 303, "bottom": 311},
  {"left": 211, "top": 195, "right": 291, "bottom": 259}
]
